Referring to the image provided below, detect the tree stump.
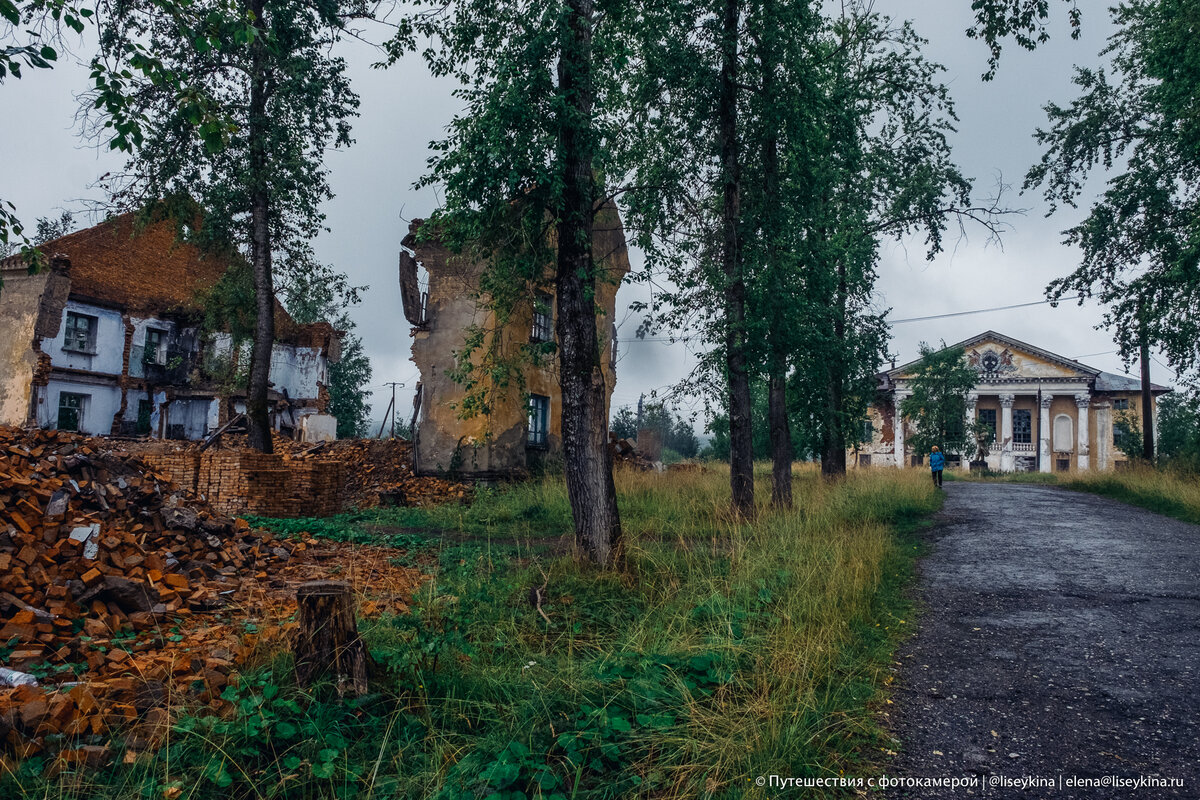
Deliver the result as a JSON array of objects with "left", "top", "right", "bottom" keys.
[{"left": 293, "top": 581, "right": 370, "bottom": 696}]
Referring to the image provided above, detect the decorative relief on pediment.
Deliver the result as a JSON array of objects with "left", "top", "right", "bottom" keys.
[{"left": 967, "top": 347, "right": 1016, "bottom": 378}]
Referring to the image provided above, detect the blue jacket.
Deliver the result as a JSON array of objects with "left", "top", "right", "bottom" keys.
[{"left": 930, "top": 451, "right": 945, "bottom": 471}]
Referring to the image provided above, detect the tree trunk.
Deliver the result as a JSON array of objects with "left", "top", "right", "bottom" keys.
[
  {"left": 821, "top": 368, "right": 847, "bottom": 475},
  {"left": 768, "top": 371, "right": 792, "bottom": 507},
  {"left": 821, "top": 256, "right": 849, "bottom": 476},
  {"left": 719, "top": 0, "right": 754, "bottom": 516},
  {"left": 293, "top": 581, "right": 369, "bottom": 695},
  {"left": 759, "top": 16, "right": 790, "bottom": 508},
  {"left": 245, "top": 0, "right": 275, "bottom": 454},
  {"left": 556, "top": 0, "right": 622, "bottom": 566}
]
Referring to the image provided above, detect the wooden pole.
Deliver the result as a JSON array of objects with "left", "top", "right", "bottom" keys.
[
  {"left": 293, "top": 580, "right": 369, "bottom": 696},
  {"left": 1140, "top": 340, "right": 1155, "bottom": 462},
  {"left": 375, "top": 395, "right": 394, "bottom": 440}
]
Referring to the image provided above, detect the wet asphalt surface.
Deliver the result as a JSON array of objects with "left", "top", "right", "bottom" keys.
[{"left": 889, "top": 483, "right": 1200, "bottom": 799}]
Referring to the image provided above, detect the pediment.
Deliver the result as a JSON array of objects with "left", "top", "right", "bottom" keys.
[
  {"left": 959, "top": 339, "right": 1093, "bottom": 381},
  {"left": 890, "top": 331, "right": 1099, "bottom": 383}
]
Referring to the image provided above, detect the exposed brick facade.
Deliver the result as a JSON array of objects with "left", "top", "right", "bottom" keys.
[{"left": 142, "top": 452, "right": 346, "bottom": 518}]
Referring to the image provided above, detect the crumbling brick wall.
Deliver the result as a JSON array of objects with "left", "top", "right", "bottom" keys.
[{"left": 141, "top": 451, "right": 346, "bottom": 518}]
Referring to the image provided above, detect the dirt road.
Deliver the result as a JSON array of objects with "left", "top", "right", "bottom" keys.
[{"left": 890, "top": 482, "right": 1200, "bottom": 798}]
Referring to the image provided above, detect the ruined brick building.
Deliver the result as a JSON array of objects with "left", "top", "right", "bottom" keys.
[
  {"left": 0, "top": 214, "right": 341, "bottom": 440},
  {"left": 401, "top": 204, "right": 630, "bottom": 476},
  {"left": 853, "top": 331, "right": 1172, "bottom": 472}
]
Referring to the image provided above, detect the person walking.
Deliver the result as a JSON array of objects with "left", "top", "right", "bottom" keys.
[{"left": 930, "top": 445, "right": 945, "bottom": 488}]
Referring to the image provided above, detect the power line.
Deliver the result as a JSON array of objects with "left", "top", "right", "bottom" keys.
[
  {"left": 615, "top": 294, "right": 1091, "bottom": 342},
  {"left": 888, "top": 294, "right": 1087, "bottom": 325}
]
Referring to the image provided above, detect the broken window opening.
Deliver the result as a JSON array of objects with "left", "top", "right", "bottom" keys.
[
  {"left": 528, "top": 394, "right": 549, "bottom": 447},
  {"left": 531, "top": 291, "right": 553, "bottom": 343},
  {"left": 57, "top": 392, "right": 87, "bottom": 432},
  {"left": 137, "top": 399, "right": 153, "bottom": 435},
  {"left": 144, "top": 328, "right": 168, "bottom": 365},
  {"left": 1013, "top": 409, "right": 1032, "bottom": 444},
  {"left": 63, "top": 312, "right": 98, "bottom": 353},
  {"left": 977, "top": 408, "right": 997, "bottom": 437}
]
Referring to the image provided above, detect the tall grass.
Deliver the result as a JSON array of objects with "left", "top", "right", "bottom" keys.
[
  {"left": 13, "top": 467, "right": 939, "bottom": 800},
  {"left": 1060, "top": 465, "right": 1200, "bottom": 525}
]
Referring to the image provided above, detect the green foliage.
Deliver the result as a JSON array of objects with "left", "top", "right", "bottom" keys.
[
  {"left": 609, "top": 405, "right": 637, "bottom": 440},
  {"left": 901, "top": 343, "right": 979, "bottom": 457},
  {"left": 1113, "top": 409, "right": 1144, "bottom": 461},
  {"left": 966, "top": 0, "right": 1083, "bottom": 78},
  {"left": 0, "top": 0, "right": 90, "bottom": 267},
  {"left": 1157, "top": 389, "right": 1200, "bottom": 468},
  {"left": 626, "top": 4, "right": 995, "bottom": 476},
  {"left": 704, "top": 378, "right": 823, "bottom": 461},
  {"left": 32, "top": 210, "right": 75, "bottom": 244},
  {"left": 284, "top": 262, "right": 373, "bottom": 439},
  {"left": 1027, "top": 0, "right": 1200, "bottom": 385},
  {"left": 611, "top": 402, "right": 699, "bottom": 458}
]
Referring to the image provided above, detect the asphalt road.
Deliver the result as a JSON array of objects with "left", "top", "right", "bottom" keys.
[{"left": 889, "top": 482, "right": 1200, "bottom": 799}]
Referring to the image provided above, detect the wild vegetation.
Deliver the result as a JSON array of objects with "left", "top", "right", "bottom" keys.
[{"left": 7, "top": 467, "right": 939, "bottom": 800}]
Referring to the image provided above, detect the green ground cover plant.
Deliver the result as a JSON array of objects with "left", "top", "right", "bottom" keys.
[{"left": 9, "top": 466, "right": 939, "bottom": 800}]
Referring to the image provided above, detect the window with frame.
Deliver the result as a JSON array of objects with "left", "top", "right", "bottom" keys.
[
  {"left": 531, "top": 292, "right": 553, "bottom": 343},
  {"left": 144, "top": 328, "right": 168, "bottom": 365},
  {"left": 57, "top": 392, "right": 87, "bottom": 432},
  {"left": 63, "top": 312, "right": 97, "bottom": 353},
  {"left": 528, "top": 394, "right": 549, "bottom": 447},
  {"left": 1113, "top": 398, "right": 1129, "bottom": 410},
  {"left": 977, "top": 408, "right": 997, "bottom": 436},
  {"left": 1013, "top": 409, "right": 1032, "bottom": 444}
]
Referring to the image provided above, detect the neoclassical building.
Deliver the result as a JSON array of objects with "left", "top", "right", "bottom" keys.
[{"left": 854, "top": 331, "right": 1171, "bottom": 472}]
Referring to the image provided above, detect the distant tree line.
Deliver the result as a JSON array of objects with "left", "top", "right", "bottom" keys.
[{"left": 610, "top": 403, "right": 699, "bottom": 461}]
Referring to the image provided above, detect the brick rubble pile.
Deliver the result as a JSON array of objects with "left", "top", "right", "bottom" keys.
[{"left": 0, "top": 425, "right": 426, "bottom": 767}]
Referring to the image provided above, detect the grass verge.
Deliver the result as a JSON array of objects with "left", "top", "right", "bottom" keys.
[{"left": 9, "top": 466, "right": 940, "bottom": 800}]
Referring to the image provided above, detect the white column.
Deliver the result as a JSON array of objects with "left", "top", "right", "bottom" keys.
[
  {"left": 999, "top": 393, "right": 1015, "bottom": 472},
  {"left": 1039, "top": 394, "right": 1053, "bottom": 472},
  {"left": 893, "top": 392, "right": 907, "bottom": 468},
  {"left": 1093, "top": 401, "right": 1111, "bottom": 470},
  {"left": 965, "top": 393, "right": 978, "bottom": 466},
  {"left": 1075, "top": 393, "right": 1090, "bottom": 471}
]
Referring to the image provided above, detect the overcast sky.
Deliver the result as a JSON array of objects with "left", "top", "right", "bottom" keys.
[{"left": 1, "top": 2, "right": 1171, "bottom": 431}]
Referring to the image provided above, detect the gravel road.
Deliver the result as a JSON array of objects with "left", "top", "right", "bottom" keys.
[{"left": 889, "top": 482, "right": 1200, "bottom": 798}]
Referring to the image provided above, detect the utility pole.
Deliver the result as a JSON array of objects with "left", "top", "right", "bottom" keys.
[
  {"left": 1137, "top": 296, "right": 1155, "bottom": 463},
  {"left": 636, "top": 392, "right": 645, "bottom": 430},
  {"left": 1140, "top": 342, "right": 1154, "bottom": 462},
  {"left": 383, "top": 382, "right": 404, "bottom": 439}
]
